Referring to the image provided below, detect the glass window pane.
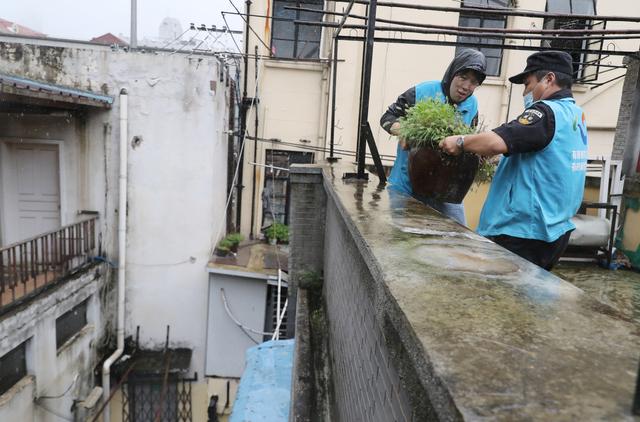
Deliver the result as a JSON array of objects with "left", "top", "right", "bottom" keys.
[
  {"left": 296, "top": 41, "right": 320, "bottom": 59},
  {"left": 298, "top": 10, "right": 323, "bottom": 42},
  {"left": 463, "top": 0, "right": 486, "bottom": 6},
  {"left": 273, "top": 39, "right": 295, "bottom": 58},
  {"left": 571, "top": 0, "right": 595, "bottom": 14},
  {"left": 272, "top": 3, "right": 296, "bottom": 41},
  {"left": 546, "top": 0, "right": 571, "bottom": 13},
  {"left": 483, "top": 17, "right": 507, "bottom": 29},
  {"left": 488, "top": 0, "right": 509, "bottom": 7},
  {"left": 485, "top": 57, "right": 502, "bottom": 76},
  {"left": 460, "top": 16, "right": 482, "bottom": 27}
]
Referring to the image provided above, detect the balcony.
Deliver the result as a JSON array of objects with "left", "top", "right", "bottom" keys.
[{"left": 0, "top": 216, "right": 99, "bottom": 315}]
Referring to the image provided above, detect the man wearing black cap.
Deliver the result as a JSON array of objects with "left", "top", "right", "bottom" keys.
[
  {"left": 380, "top": 49, "right": 487, "bottom": 225},
  {"left": 439, "top": 51, "right": 588, "bottom": 270}
]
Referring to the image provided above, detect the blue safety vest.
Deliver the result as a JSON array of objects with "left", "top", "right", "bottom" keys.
[
  {"left": 477, "top": 97, "right": 588, "bottom": 242},
  {"left": 388, "top": 80, "right": 479, "bottom": 195}
]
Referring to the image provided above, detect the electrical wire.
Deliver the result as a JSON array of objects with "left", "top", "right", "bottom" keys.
[
  {"left": 34, "top": 401, "right": 73, "bottom": 421},
  {"left": 208, "top": 42, "right": 262, "bottom": 257},
  {"left": 220, "top": 288, "right": 273, "bottom": 339},
  {"left": 159, "top": 27, "right": 191, "bottom": 50},
  {"left": 225, "top": 3, "right": 272, "bottom": 51},
  {"left": 38, "top": 373, "right": 79, "bottom": 399}
]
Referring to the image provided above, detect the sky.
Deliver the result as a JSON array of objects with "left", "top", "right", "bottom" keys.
[{"left": 2, "top": 0, "right": 244, "bottom": 42}]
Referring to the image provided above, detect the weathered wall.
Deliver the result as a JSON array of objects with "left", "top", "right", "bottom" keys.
[
  {"left": 0, "top": 35, "right": 232, "bottom": 415},
  {"left": 612, "top": 55, "right": 640, "bottom": 268},
  {"left": 0, "top": 264, "right": 108, "bottom": 422}
]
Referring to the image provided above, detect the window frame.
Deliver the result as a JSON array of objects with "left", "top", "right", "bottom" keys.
[
  {"left": 456, "top": 0, "right": 510, "bottom": 77},
  {"left": 544, "top": 0, "right": 598, "bottom": 82},
  {"left": 0, "top": 342, "right": 28, "bottom": 396},
  {"left": 270, "top": 0, "right": 324, "bottom": 60},
  {"left": 55, "top": 299, "right": 89, "bottom": 350}
]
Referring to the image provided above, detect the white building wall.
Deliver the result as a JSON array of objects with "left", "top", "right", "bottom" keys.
[{"left": 0, "top": 36, "right": 232, "bottom": 419}]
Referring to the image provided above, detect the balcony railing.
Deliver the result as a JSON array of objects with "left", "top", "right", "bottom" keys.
[{"left": 0, "top": 217, "right": 99, "bottom": 315}]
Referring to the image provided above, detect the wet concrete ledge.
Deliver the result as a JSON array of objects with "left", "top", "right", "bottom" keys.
[{"left": 293, "top": 163, "right": 640, "bottom": 421}]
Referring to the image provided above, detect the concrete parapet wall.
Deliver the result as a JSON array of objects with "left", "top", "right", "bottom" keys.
[{"left": 290, "top": 163, "right": 640, "bottom": 421}]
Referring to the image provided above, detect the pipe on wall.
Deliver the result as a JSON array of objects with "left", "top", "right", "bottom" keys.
[{"left": 102, "top": 88, "right": 128, "bottom": 422}]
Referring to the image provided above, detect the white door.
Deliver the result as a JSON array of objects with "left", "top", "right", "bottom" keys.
[{"left": 1, "top": 143, "right": 61, "bottom": 245}]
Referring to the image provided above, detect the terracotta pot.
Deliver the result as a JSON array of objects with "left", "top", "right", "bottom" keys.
[{"left": 408, "top": 145, "right": 479, "bottom": 203}]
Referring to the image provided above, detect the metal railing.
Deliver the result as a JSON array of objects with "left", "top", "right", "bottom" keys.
[{"left": 0, "top": 217, "right": 99, "bottom": 314}]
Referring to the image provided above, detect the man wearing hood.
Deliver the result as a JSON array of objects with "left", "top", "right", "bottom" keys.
[
  {"left": 380, "top": 49, "right": 487, "bottom": 225},
  {"left": 439, "top": 51, "right": 588, "bottom": 270}
]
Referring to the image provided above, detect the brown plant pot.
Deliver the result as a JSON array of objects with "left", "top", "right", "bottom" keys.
[{"left": 408, "top": 145, "right": 479, "bottom": 204}]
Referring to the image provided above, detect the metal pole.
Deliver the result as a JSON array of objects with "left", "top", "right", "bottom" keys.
[
  {"left": 250, "top": 45, "right": 259, "bottom": 239},
  {"left": 335, "top": 35, "right": 639, "bottom": 57},
  {"left": 329, "top": 38, "right": 339, "bottom": 161},
  {"left": 356, "top": 0, "right": 377, "bottom": 178},
  {"left": 130, "top": 0, "right": 138, "bottom": 49},
  {"left": 236, "top": 0, "right": 252, "bottom": 232}
]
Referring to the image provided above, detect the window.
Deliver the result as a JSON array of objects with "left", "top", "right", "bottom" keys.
[
  {"left": 262, "top": 150, "right": 314, "bottom": 228},
  {"left": 457, "top": 0, "right": 509, "bottom": 77},
  {"left": 544, "top": 0, "right": 599, "bottom": 81},
  {"left": 271, "top": 0, "right": 324, "bottom": 59},
  {"left": 56, "top": 299, "right": 88, "bottom": 349},
  {"left": 0, "top": 342, "right": 27, "bottom": 395},
  {"left": 264, "top": 284, "right": 289, "bottom": 341}
]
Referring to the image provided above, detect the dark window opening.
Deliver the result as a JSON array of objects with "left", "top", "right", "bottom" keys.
[
  {"left": 0, "top": 342, "right": 27, "bottom": 396},
  {"left": 56, "top": 299, "right": 88, "bottom": 349},
  {"left": 271, "top": 0, "right": 324, "bottom": 59},
  {"left": 544, "top": 0, "right": 600, "bottom": 82},
  {"left": 262, "top": 150, "right": 314, "bottom": 229},
  {"left": 457, "top": 0, "right": 509, "bottom": 77}
]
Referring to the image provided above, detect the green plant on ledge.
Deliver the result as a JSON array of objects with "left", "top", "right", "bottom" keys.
[
  {"left": 215, "top": 238, "right": 234, "bottom": 256},
  {"left": 226, "top": 232, "right": 244, "bottom": 251},
  {"left": 265, "top": 222, "right": 289, "bottom": 244}
]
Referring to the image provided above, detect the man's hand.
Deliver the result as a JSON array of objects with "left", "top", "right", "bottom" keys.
[
  {"left": 439, "top": 135, "right": 462, "bottom": 156},
  {"left": 398, "top": 138, "right": 410, "bottom": 150}
]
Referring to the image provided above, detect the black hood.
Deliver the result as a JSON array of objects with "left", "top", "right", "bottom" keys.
[{"left": 441, "top": 49, "right": 487, "bottom": 104}]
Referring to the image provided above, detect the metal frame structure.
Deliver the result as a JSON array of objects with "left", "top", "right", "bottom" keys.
[{"left": 286, "top": 0, "right": 640, "bottom": 181}]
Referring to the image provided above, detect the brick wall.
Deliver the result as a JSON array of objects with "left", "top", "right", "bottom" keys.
[
  {"left": 288, "top": 165, "right": 327, "bottom": 339},
  {"left": 323, "top": 197, "right": 416, "bottom": 422}
]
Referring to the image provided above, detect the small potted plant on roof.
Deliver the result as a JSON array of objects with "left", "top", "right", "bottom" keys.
[
  {"left": 399, "top": 98, "right": 496, "bottom": 202},
  {"left": 226, "top": 233, "right": 244, "bottom": 253},
  {"left": 215, "top": 238, "right": 234, "bottom": 257},
  {"left": 265, "top": 222, "right": 289, "bottom": 245}
]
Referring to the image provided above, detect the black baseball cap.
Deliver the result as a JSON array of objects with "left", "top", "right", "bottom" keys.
[{"left": 508, "top": 51, "right": 574, "bottom": 84}]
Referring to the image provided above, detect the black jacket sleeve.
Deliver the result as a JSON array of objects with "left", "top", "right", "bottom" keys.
[
  {"left": 380, "top": 87, "right": 416, "bottom": 134},
  {"left": 492, "top": 102, "right": 556, "bottom": 155}
]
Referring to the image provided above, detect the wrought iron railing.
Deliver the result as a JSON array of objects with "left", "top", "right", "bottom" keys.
[{"left": 0, "top": 217, "right": 99, "bottom": 314}]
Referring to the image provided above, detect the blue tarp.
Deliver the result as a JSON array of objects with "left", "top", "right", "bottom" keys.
[{"left": 230, "top": 339, "right": 295, "bottom": 422}]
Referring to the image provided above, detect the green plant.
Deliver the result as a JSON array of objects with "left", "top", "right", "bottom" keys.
[
  {"left": 265, "top": 222, "right": 289, "bottom": 243},
  {"left": 400, "top": 98, "right": 497, "bottom": 184},
  {"left": 398, "top": 98, "right": 475, "bottom": 149},
  {"left": 216, "top": 238, "right": 234, "bottom": 256},
  {"left": 226, "top": 233, "right": 244, "bottom": 246},
  {"left": 475, "top": 156, "right": 497, "bottom": 184}
]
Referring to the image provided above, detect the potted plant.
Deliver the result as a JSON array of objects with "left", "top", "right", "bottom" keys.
[
  {"left": 226, "top": 233, "right": 244, "bottom": 253},
  {"left": 215, "top": 238, "right": 234, "bottom": 257},
  {"left": 265, "top": 222, "right": 289, "bottom": 245},
  {"left": 398, "top": 99, "right": 495, "bottom": 203}
]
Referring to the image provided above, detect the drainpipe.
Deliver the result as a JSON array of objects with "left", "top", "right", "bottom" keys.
[{"left": 102, "top": 88, "right": 128, "bottom": 422}]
